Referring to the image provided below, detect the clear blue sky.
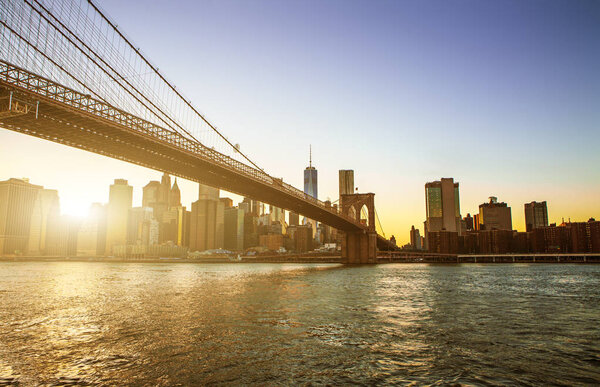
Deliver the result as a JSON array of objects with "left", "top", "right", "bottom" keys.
[{"left": 1, "top": 0, "right": 599, "bottom": 244}]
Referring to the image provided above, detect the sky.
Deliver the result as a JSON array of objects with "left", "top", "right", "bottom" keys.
[{"left": 1, "top": 0, "right": 599, "bottom": 244}]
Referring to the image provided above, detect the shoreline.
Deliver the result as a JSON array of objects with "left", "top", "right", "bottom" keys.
[{"left": 1, "top": 254, "right": 599, "bottom": 264}]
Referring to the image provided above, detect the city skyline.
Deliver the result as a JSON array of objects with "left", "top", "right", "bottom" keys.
[
  {"left": 1, "top": 0, "right": 599, "bottom": 245},
  {"left": 1, "top": 1, "right": 599, "bottom": 384}
]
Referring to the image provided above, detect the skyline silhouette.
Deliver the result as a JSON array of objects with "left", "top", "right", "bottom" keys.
[{"left": 1, "top": 0, "right": 599, "bottom": 245}]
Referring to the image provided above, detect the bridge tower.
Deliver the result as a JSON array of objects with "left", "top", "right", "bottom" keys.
[{"left": 340, "top": 193, "right": 377, "bottom": 264}]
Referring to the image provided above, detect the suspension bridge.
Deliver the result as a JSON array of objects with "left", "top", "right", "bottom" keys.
[{"left": 0, "top": 0, "right": 397, "bottom": 262}]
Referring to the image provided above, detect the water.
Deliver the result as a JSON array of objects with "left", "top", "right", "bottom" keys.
[{"left": 0, "top": 262, "right": 599, "bottom": 385}]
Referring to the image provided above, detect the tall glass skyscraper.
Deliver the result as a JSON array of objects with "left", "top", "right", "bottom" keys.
[
  {"left": 304, "top": 146, "right": 318, "bottom": 199},
  {"left": 303, "top": 147, "right": 318, "bottom": 237},
  {"left": 424, "top": 178, "right": 461, "bottom": 249}
]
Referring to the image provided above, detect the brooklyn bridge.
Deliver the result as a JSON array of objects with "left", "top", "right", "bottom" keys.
[{"left": 0, "top": 0, "right": 397, "bottom": 262}]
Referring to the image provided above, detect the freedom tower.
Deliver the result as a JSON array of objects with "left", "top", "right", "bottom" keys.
[{"left": 303, "top": 146, "right": 318, "bottom": 236}]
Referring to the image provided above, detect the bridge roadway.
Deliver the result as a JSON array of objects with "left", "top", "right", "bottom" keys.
[{"left": 0, "top": 60, "right": 395, "bottom": 250}]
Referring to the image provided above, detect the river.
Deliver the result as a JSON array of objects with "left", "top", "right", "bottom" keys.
[{"left": 0, "top": 262, "right": 599, "bottom": 385}]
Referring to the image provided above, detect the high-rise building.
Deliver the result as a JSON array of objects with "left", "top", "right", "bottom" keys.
[
  {"left": 105, "top": 179, "right": 133, "bottom": 254},
  {"left": 304, "top": 146, "right": 318, "bottom": 200},
  {"left": 159, "top": 173, "right": 171, "bottom": 206},
  {"left": 410, "top": 225, "right": 422, "bottom": 250},
  {"left": 289, "top": 212, "right": 300, "bottom": 226},
  {"left": 463, "top": 213, "right": 474, "bottom": 231},
  {"left": 243, "top": 209, "right": 259, "bottom": 249},
  {"left": 293, "top": 224, "right": 313, "bottom": 253},
  {"left": 524, "top": 201, "right": 548, "bottom": 232},
  {"left": 27, "top": 188, "right": 60, "bottom": 255},
  {"left": 424, "top": 178, "right": 461, "bottom": 248},
  {"left": 0, "top": 178, "right": 42, "bottom": 255},
  {"left": 169, "top": 178, "right": 181, "bottom": 208},
  {"left": 224, "top": 207, "right": 244, "bottom": 251},
  {"left": 216, "top": 199, "right": 225, "bottom": 249},
  {"left": 142, "top": 181, "right": 161, "bottom": 208},
  {"left": 127, "top": 207, "right": 157, "bottom": 245},
  {"left": 189, "top": 184, "right": 220, "bottom": 252},
  {"left": 304, "top": 146, "right": 318, "bottom": 236},
  {"left": 269, "top": 205, "right": 285, "bottom": 230},
  {"left": 477, "top": 197, "right": 512, "bottom": 231}
]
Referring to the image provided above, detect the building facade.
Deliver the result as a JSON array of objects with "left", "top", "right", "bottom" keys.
[
  {"left": 105, "top": 179, "right": 133, "bottom": 254},
  {"left": 478, "top": 197, "right": 512, "bottom": 231},
  {"left": 424, "top": 178, "right": 461, "bottom": 249},
  {"left": 524, "top": 201, "right": 548, "bottom": 232},
  {"left": 224, "top": 207, "right": 244, "bottom": 251},
  {"left": 0, "top": 178, "right": 43, "bottom": 255},
  {"left": 27, "top": 188, "right": 60, "bottom": 255}
]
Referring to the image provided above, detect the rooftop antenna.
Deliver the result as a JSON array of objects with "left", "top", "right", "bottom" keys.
[{"left": 309, "top": 144, "right": 312, "bottom": 168}]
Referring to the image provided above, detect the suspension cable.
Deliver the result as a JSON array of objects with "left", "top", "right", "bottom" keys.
[
  {"left": 26, "top": 0, "right": 198, "bottom": 141},
  {"left": 0, "top": 20, "right": 109, "bottom": 106},
  {"left": 87, "top": 0, "right": 266, "bottom": 172}
]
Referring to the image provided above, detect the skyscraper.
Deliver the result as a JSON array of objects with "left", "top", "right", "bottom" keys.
[
  {"left": 224, "top": 207, "right": 244, "bottom": 251},
  {"left": 27, "top": 188, "right": 60, "bottom": 255},
  {"left": 410, "top": 225, "right": 422, "bottom": 250},
  {"left": 159, "top": 173, "right": 171, "bottom": 206},
  {"left": 189, "top": 183, "right": 220, "bottom": 251},
  {"left": 304, "top": 146, "right": 318, "bottom": 236},
  {"left": 525, "top": 201, "right": 548, "bottom": 232},
  {"left": 105, "top": 179, "right": 133, "bottom": 254},
  {"left": 424, "top": 178, "right": 461, "bottom": 248},
  {"left": 169, "top": 178, "right": 181, "bottom": 207},
  {"left": 304, "top": 146, "right": 318, "bottom": 199},
  {"left": 127, "top": 207, "right": 156, "bottom": 245},
  {"left": 0, "top": 178, "right": 42, "bottom": 255}
]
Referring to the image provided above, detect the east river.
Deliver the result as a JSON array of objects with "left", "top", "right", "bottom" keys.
[{"left": 0, "top": 262, "right": 599, "bottom": 385}]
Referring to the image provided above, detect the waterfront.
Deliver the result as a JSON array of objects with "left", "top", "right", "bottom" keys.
[{"left": 1, "top": 263, "right": 599, "bottom": 385}]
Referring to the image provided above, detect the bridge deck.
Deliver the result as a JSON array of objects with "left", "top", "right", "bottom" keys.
[{"left": 0, "top": 61, "right": 381, "bottom": 234}]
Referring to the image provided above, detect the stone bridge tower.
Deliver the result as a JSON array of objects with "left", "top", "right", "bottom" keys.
[{"left": 340, "top": 193, "right": 377, "bottom": 264}]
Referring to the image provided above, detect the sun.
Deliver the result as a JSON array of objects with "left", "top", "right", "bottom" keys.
[{"left": 60, "top": 199, "right": 91, "bottom": 219}]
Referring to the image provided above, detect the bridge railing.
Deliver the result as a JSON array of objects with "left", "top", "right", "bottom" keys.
[{"left": 0, "top": 60, "right": 363, "bottom": 228}]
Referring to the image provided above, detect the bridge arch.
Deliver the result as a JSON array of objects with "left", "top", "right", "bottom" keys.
[
  {"left": 359, "top": 204, "right": 369, "bottom": 227},
  {"left": 347, "top": 205, "right": 357, "bottom": 221}
]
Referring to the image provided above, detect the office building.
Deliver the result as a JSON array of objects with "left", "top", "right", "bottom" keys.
[
  {"left": 259, "top": 234, "right": 283, "bottom": 251},
  {"left": 424, "top": 178, "right": 461, "bottom": 248},
  {"left": 0, "top": 178, "right": 43, "bottom": 255},
  {"left": 189, "top": 184, "right": 220, "bottom": 251},
  {"left": 142, "top": 181, "right": 161, "bottom": 208},
  {"left": 169, "top": 178, "right": 181, "bottom": 207},
  {"left": 525, "top": 201, "right": 548, "bottom": 232},
  {"left": 105, "top": 179, "right": 133, "bottom": 254},
  {"left": 27, "top": 188, "right": 60, "bottom": 255},
  {"left": 427, "top": 230, "right": 459, "bottom": 254},
  {"left": 304, "top": 146, "right": 318, "bottom": 236},
  {"left": 216, "top": 199, "right": 225, "bottom": 249},
  {"left": 269, "top": 205, "right": 285, "bottom": 230},
  {"left": 292, "top": 224, "right": 313, "bottom": 253},
  {"left": 289, "top": 212, "right": 300, "bottom": 226},
  {"left": 304, "top": 146, "right": 318, "bottom": 200},
  {"left": 463, "top": 214, "right": 474, "bottom": 231},
  {"left": 127, "top": 207, "right": 158, "bottom": 246},
  {"left": 478, "top": 197, "right": 512, "bottom": 231},
  {"left": 224, "top": 207, "right": 244, "bottom": 251},
  {"left": 410, "top": 225, "right": 422, "bottom": 250}
]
